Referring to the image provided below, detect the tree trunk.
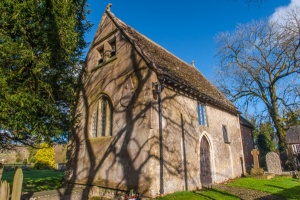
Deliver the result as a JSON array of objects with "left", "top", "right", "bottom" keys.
[
  {"left": 269, "top": 85, "right": 286, "bottom": 152},
  {"left": 273, "top": 117, "right": 286, "bottom": 152}
]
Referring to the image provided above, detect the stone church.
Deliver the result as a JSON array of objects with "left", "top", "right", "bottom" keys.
[{"left": 66, "top": 4, "right": 246, "bottom": 198}]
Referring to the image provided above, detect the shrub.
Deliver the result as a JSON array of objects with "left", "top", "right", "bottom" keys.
[{"left": 34, "top": 143, "right": 55, "bottom": 170}]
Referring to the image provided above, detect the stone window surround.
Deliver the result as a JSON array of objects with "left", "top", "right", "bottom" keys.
[
  {"left": 96, "top": 36, "right": 117, "bottom": 65},
  {"left": 90, "top": 94, "right": 113, "bottom": 138},
  {"left": 97, "top": 46, "right": 104, "bottom": 64},
  {"left": 222, "top": 124, "right": 230, "bottom": 144}
]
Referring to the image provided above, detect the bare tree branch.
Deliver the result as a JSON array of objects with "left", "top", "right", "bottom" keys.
[{"left": 214, "top": 7, "right": 300, "bottom": 151}]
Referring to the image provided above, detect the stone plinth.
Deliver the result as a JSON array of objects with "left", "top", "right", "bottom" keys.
[
  {"left": 264, "top": 172, "right": 275, "bottom": 180},
  {"left": 250, "top": 168, "right": 264, "bottom": 176}
]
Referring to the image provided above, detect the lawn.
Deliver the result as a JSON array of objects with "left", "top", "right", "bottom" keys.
[
  {"left": 156, "top": 176, "right": 300, "bottom": 200},
  {"left": 156, "top": 189, "right": 240, "bottom": 200},
  {"left": 228, "top": 176, "right": 300, "bottom": 199},
  {"left": 1, "top": 169, "right": 64, "bottom": 192}
]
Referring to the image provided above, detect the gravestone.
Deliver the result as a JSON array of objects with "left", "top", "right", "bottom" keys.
[
  {"left": 0, "top": 163, "right": 3, "bottom": 180},
  {"left": 250, "top": 149, "right": 264, "bottom": 175},
  {"left": 266, "top": 152, "right": 282, "bottom": 175},
  {"left": 251, "top": 149, "right": 260, "bottom": 169}
]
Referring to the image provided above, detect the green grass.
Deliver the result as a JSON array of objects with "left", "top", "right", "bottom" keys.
[
  {"left": 1, "top": 170, "right": 299, "bottom": 199},
  {"left": 156, "top": 176, "right": 300, "bottom": 200},
  {"left": 228, "top": 176, "right": 300, "bottom": 199},
  {"left": 155, "top": 189, "right": 239, "bottom": 200},
  {"left": 196, "top": 189, "right": 240, "bottom": 200},
  {"left": 1, "top": 170, "right": 64, "bottom": 192}
]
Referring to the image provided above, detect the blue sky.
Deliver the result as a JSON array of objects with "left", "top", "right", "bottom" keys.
[{"left": 85, "top": 0, "right": 292, "bottom": 79}]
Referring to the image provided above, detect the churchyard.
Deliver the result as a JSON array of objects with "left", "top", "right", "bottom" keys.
[
  {"left": 156, "top": 149, "right": 300, "bottom": 199},
  {"left": 1, "top": 168, "right": 299, "bottom": 199},
  {"left": 1, "top": 147, "right": 299, "bottom": 199},
  {"left": 1, "top": 1, "right": 300, "bottom": 199},
  {"left": 1, "top": 149, "right": 300, "bottom": 200}
]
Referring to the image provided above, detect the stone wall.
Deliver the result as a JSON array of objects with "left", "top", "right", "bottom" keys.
[
  {"left": 65, "top": 11, "right": 158, "bottom": 196},
  {"left": 240, "top": 125, "right": 254, "bottom": 173},
  {"left": 0, "top": 147, "right": 30, "bottom": 163}
]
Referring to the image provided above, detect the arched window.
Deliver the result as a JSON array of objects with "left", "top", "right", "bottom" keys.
[{"left": 91, "top": 95, "right": 112, "bottom": 137}]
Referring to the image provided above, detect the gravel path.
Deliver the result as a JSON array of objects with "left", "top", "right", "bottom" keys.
[{"left": 212, "top": 184, "right": 284, "bottom": 200}]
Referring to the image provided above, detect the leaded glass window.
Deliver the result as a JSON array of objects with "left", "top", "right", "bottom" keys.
[
  {"left": 91, "top": 107, "right": 98, "bottom": 137},
  {"left": 198, "top": 101, "right": 207, "bottom": 126},
  {"left": 91, "top": 95, "right": 112, "bottom": 137}
]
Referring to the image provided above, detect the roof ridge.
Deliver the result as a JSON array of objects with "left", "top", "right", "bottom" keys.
[
  {"left": 105, "top": 9, "right": 238, "bottom": 113},
  {"left": 106, "top": 10, "right": 196, "bottom": 70}
]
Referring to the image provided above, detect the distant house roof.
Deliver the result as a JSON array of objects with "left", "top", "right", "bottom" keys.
[
  {"left": 96, "top": 9, "right": 238, "bottom": 114},
  {"left": 239, "top": 116, "right": 254, "bottom": 129},
  {"left": 286, "top": 125, "right": 300, "bottom": 144}
]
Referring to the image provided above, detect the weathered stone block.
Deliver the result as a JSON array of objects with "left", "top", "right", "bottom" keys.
[
  {"left": 250, "top": 168, "right": 264, "bottom": 176},
  {"left": 264, "top": 172, "right": 275, "bottom": 180}
]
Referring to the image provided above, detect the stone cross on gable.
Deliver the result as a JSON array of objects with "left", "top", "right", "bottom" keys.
[
  {"left": 251, "top": 149, "right": 260, "bottom": 169},
  {"left": 106, "top": 3, "right": 112, "bottom": 11}
]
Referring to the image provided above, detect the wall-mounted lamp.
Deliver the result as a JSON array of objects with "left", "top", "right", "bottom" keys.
[{"left": 152, "top": 82, "right": 164, "bottom": 100}]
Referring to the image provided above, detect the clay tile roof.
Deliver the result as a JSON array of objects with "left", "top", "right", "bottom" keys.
[
  {"left": 239, "top": 116, "right": 254, "bottom": 129},
  {"left": 106, "top": 10, "right": 238, "bottom": 114}
]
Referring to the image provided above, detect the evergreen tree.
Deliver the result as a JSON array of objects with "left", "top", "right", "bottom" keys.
[
  {"left": 28, "top": 146, "right": 38, "bottom": 164},
  {"left": 283, "top": 109, "right": 300, "bottom": 128},
  {"left": 0, "top": 0, "right": 91, "bottom": 149},
  {"left": 253, "top": 121, "right": 276, "bottom": 167},
  {"left": 255, "top": 122, "right": 276, "bottom": 153}
]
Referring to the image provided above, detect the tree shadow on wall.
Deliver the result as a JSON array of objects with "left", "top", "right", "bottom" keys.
[{"left": 63, "top": 34, "right": 186, "bottom": 199}]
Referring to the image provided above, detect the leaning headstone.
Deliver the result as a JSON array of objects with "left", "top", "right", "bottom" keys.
[
  {"left": 0, "top": 180, "right": 10, "bottom": 200},
  {"left": 250, "top": 149, "right": 264, "bottom": 175},
  {"left": 11, "top": 168, "right": 23, "bottom": 200},
  {"left": 266, "top": 152, "right": 282, "bottom": 175},
  {"left": 0, "top": 163, "right": 3, "bottom": 180}
]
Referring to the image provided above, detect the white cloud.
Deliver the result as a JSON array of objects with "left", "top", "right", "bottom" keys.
[{"left": 269, "top": 0, "right": 300, "bottom": 23}]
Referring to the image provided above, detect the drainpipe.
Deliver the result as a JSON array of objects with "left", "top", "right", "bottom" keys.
[{"left": 153, "top": 82, "right": 164, "bottom": 195}]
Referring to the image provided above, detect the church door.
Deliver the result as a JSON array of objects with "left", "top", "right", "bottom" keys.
[{"left": 200, "top": 137, "right": 212, "bottom": 186}]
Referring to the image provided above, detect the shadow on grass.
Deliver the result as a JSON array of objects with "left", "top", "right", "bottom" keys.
[
  {"left": 256, "top": 184, "right": 300, "bottom": 200},
  {"left": 196, "top": 189, "right": 240, "bottom": 200},
  {"left": 24, "top": 176, "right": 64, "bottom": 192},
  {"left": 156, "top": 189, "right": 240, "bottom": 200}
]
